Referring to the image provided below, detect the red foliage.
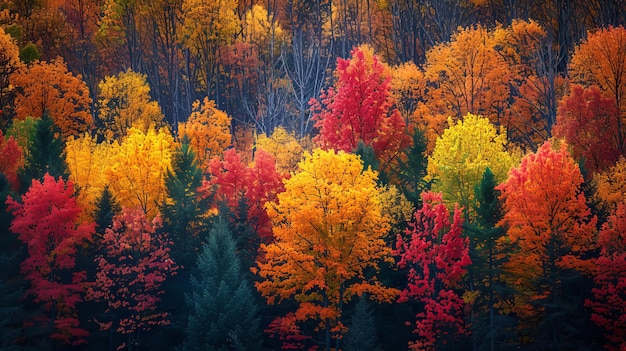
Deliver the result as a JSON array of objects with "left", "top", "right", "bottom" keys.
[
  {"left": 0, "top": 130, "right": 23, "bottom": 191},
  {"left": 202, "top": 148, "right": 286, "bottom": 242},
  {"left": 86, "top": 208, "right": 178, "bottom": 342},
  {"left": 265, "top": 313, "right": 315, "bottom": 351},
  {"left": 6, "top": 173, "right": 94, "bottom": 345},
  {"left": 394, "top": 191, "right": 471, "bottom": 351},
  {"left": 554, "top": 85, "right": 622, "bottom": 175},
  {"left": 585, "top": 201, "right": 626, "bottom": 351},
  {"left": 310, "top": 46, "right": 409, "bottom": 166}
]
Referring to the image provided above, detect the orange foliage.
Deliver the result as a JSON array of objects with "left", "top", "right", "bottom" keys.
[{"left": 11, "top": 57, "right": 93, "bottom": 138}]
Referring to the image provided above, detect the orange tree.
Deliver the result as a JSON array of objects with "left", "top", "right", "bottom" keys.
[
  {"left": 496, "top": 141, "right": 597, "bottom": 348},
  {"left": 255, "top": 148, "right": 398, "bottom": 351}
]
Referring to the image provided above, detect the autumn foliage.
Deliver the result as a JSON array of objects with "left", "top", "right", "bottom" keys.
[
  {"left": 311, "top": 45, "right": 409, "bottom": 167},
  {"left": 86, "top": 208, "right": 177, "bottom": 347},
  {"left": 6, "top": 174, "right": 94, "bottom": 345},
  {"left": 395, "top": 191, "right": 470, "bottom": 351},
  {"left": 256, "top": 149, "right": 398, "bottom": 349}
]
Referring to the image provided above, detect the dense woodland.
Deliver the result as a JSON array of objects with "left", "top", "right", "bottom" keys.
[{"left": 0, "top": 0, "right": 625, "bottom": 350}]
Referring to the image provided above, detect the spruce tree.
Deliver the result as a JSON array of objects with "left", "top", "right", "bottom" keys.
[
  {"left": 343, "top": 296, "right": 380, "bottom": 351},
  {"left": 388, "top": 128, "right": 431, "bottom": 206},
  {"left": 18, "top": 114, "right": 67, "bottom": 192},
  {"left": 468, "top": 168, "right": 517, "bottom": 351},
  {"left": 180, "top": 216, "right": 261, "bottom": 351}
]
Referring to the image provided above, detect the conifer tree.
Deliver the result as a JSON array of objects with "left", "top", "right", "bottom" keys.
[
  {"left": 343, "top": 296, "right": 379, "bottom": 351},
  {"left": 18, "top": 114, "right": 67, "bottom": 192},
  {"left": 181, "top": 216, "right": 261, "bottom": 351}
]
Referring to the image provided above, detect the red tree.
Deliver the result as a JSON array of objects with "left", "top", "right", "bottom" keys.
[
  {"left": 310, "top": 45, "right": 409, "bottom": 167},
  {"left": 394, "top": 191, "right": 471, "bottom": 351},
  {"left": 6, "top": 173, "right": 94, "bottom": 345},
  {"left": 0, "top": 130, "right": 23, "bottom": 191},
  {"left": 86, "top": 208, "right": 178, "bottom": 350},
  {"left": 203, "top": 148, "right": 286, "bottom": 242},
  {"left": 586, "top": 201, "right": 626, "bottom": 351},
  {"left": 554, "top": 85, "right": 622, "bottom": 175}
]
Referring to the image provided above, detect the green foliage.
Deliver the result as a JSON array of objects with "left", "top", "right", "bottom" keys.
[
  {"left": 162, "top": 139, "right": 207, "bottom": 267},
  {"left": 181, "top": 216, "right": 261, "bottom": 351},
  {"left": 19, "top": 42, "right": 40, "bottom": 63},
  {"left": 343, "top": 296, "right": 379, "bottom": 351},
  {"left": 93, "top": 185, "right": 121, "bottom": 235},
  {"left": 467, "top": 168, "right": 517, "bottom": 351},
  {"left": 18, "top": 114, "right": 67, "bottom": 191},
  {"left": 389, "top": 127, "right": 431, "bottom": 206}
]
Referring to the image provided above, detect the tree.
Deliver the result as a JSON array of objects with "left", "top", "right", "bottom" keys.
[
  {"left": 181, "top": 216, "right": 261, "bottom": 351},
  {"left": 466, "top": 168, "right": 517, "bottom": 351},
  {"left": 205, "top": 148, "right": 285, "bottom": 244},
  {"left": 427, "top": 113, "right": 515, "bottom": 219},
  {"left": 554, "top": 85, "right": 622, "bottom": 175},
  {"left": 255, "top": 126, "right": 309, "bottom": 174},
  {"left": 394, "top": 191, "right": 471, "bottom": 351},
  {"left": 177, "top": 97, "right": 232, "bottom": 169},
  {"left": 496, "top": 141, "right": 597, "bottom": 349},
  {"left": 86, "top": 208, "right": 178, "bottom": 351},
  {"left": 6, "top": 173, "right": 94, "bottom": 346},
  {"left": 585, "top": 201, "right": 626, "bottom": 351},
  {"left": 65, "top": 133, "right": 111, "bottom": 220},
  {"left": 416, "top": 25, "right": 511, "bottom": 149},
  {"left": 256, "top": 149, "right": 398, "bottom": 351},
  {"left": 569, "top": 26, "right": 626, "bottom": 156},
  {"left": 0, "top": 130, "right": 23, "bottom": 192},
  {"left": 343, "top": 296, "right": 379, "bottom": 351},
  {"left": 105, "top": 127, "right": 173, "bottom": 219},
  {"left": 179, "top": 0, "right": 239, "bottom": 99},
  {"left": 97, "top": 69, "right": 164, "bottom": 141},
  {"left": 387, "top": 128, "right": 431, "bottom": 207},
  {"left": 0, "top": 26, "right": 22, "bottom": 129},
  {"left": 310, "top": 45, "right": 409, "bottom": 168},
  {"left": 18, "top": 115, "right": 67, "bottom": 190},
  {"left": 11, "top": 57, "right": 93, "bottom": 139},
  {"left": 593, "top": 156, "right": 626, "bottom": 210}
]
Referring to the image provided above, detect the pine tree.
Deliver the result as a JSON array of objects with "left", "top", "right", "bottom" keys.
[
  {"left": 161, "top": 139, "right": 208, "bottom": 268},
  {"left": 389, "top": 128, "right": 431, "bottom": 206},
  {"left": 181, "top": 216, "right": 261, "bottom": 351},
  {"left": 467, "top": 168, "right": 517, "bottom": 351},
  {"left": 18, "top": 114, "right": 67, "bottom": 192},
  {"left": 343, "top": 296, "right": 380, "bottom": 351},
  {"left": 93, "top": 185, "right": 122, "bottom": 235}
]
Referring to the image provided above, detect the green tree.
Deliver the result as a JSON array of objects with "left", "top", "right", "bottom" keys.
[
  {"left": 389, "top": 128, "right": 432, "bottom": 207},
  {"left": 18, "top": 114, "right": 67, "bottom": 192},
  {"left": 181, "top": 216, "right": 261, "bottom": 351},
  {"left": 93, "top": 185, "right": 122, "bottom": 235},
  {"left": 343, "top": 296, "right": 379, "bottom": 351},
  {"left": 466, "top": 168, "right": 517, "bottom": 351}
]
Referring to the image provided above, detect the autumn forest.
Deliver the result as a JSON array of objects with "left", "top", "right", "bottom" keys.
[{"left": 0, "top": 0, "right": 625, "bottom": 350}]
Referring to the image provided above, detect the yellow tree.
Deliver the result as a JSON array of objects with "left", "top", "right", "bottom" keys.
[
  {"left": 256, "top": 149, "right": 398, "bottom": 351},
  {"left": 569, "top": 26, "right": 626, "bottom": 156},
  {"left": 427, "top": 113, "right": 516, "bottom": 219},
  {"left": 593, "top": 157, "right": 626, "bottom": 210},
  {"left": 97, "top": 69, "right": 163, "bottom": 141},
  {"left": 177, "top": 97, "right": 231, "bottom": 168},
  {"left": 65, "top": 133, "right": 112, "bottom": 220},
  {"left": 0, "top": 26, "right": 21, "bottom": 128},
  {"left": 11, "top": 57, "right": 93, "bottom": 139},
  {"left": 105, "top": 127, "right": 173, "bottom": 218},
  {"left": 254, "top": 126, "right": 309, "bottom": 174},
  {"left": 179, "top": 0, "right": 239, "bottom": 97}
]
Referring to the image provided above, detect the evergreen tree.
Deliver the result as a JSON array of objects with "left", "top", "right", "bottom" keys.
[
  {"left": 467, "top": 168, "right": 517, "bottom": 351},
  {"left": 389, "top": 128, "right": 431, "bottom": 206},
  {"left": 157, "top": 139, "right": 208, "bottom": 349},
  {"left": 18, "top": 114, "right": 67, "bottom": 192},
  {"left": 343, "top": 296, "right": 380, "bottom": 351},
  {"left": 180, "top": 216, "right": 261, "bottom": 351},
  {"left": 161, "top": 139, "right": 208, "bottom": 268},
  {"left": 93, "top": 185, "right": 122, "bottom": 234}
]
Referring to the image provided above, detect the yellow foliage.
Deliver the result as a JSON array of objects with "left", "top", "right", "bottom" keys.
[
  {"left": 593, "top": 157, "right": 626, "bottom": 210},
  {"left": 180, "top": 0, "right": 240, "bottom": 55},
  {"left": 255, "top": 126, "right": 307, "bottom": 174},
  {"left": 178, "top": 97, "right": 232, "bottom": 168},
  {"left": 391, "top": 61, "right": 425, "bottom": 123},
  {"left": 65, "top": 133, "right": 112, "bottom": 220},
  {"left": 97, "top": 69, "right": 164, "bottom": 141},
  {"left": 242, "top": 4, "right": 288, "bottom": 57},
  {"left": 105, "top": 127, "right": 173, "bottom": 218},
  {"left": 427, "top": 113, "right": 515, "bottom": 219},
  {"left": 257, "top": 148, "right": 398, "bottom": 332}
]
